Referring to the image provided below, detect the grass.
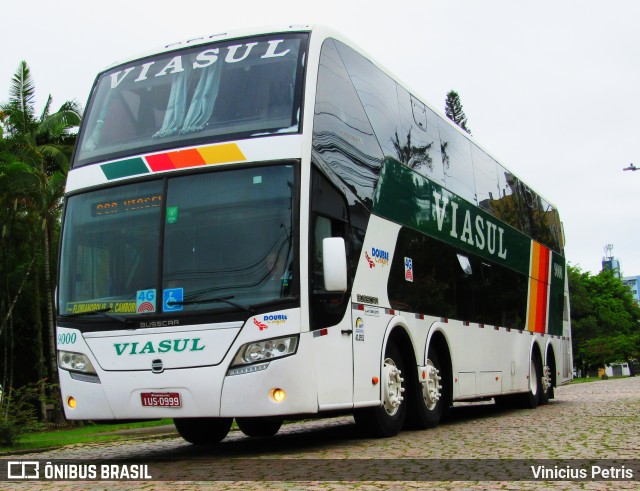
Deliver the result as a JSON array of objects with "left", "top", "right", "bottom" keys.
[
  {"left": 569, "top": 375, "right": 630, "bottom": 384},
  {"left": 0, "top": 419, "right": 175, "bottom": 454},
  {"left": 568, "top": 376, "right": 603, "bottom": 384}
]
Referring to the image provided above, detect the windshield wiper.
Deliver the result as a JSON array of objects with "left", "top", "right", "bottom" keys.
[
  {"left": 63, "top": 307, "right": 127, "bottom": 324},
  {"left": 168, "top": 295, "right": 251, "bottom": 313}
]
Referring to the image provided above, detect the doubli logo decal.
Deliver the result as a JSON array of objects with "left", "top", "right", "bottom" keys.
[
  {"left": 254, "top": 314, "right": 288, "bottom": 330},
  {"left": 365, "top": 251, "right": 375, "bottom": 268},
  {"left": 254, "top": 318, "right": 268, "bottom": 331},
  {"left": 370, "top": 247, "right": 390, "bottom": 267},
  {"left": 264, "top": 314, "right": 288, "bottom": 325}
]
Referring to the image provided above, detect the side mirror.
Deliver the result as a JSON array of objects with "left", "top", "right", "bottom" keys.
[{"left": 322, "top": 237, "right": 347, "bottom": 292}]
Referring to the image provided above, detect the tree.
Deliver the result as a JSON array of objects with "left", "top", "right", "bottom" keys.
[
  {"left": 0, "top": 61, "right": 81, "bottom": 421},
  {"left": 568, "top": 265, "right": 640, "bottom": 374},
  {"left": 444, "top": 90, "right": 471, "bottom": 134}
]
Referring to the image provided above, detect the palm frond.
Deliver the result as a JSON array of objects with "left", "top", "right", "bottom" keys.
[
  {"left": 40, "top": 95, "right": 53, "bottom": 122},
  {"left": 37, "top": 108, "right": 81, "bottom": 139},
  {"left": 37, "top": 143, "right": 72, "bottom": 173},
  {"left": 42, "top": 170, "right": 68, "bottom": 212},
  {"left": 9, "top": 61, "right": 36, "bottom": 131},
  {"left": 58, "top": 99, "right": 83, "bottom": 117},
  {"left": 0, "top": 160, "right": 41, "bottom": 201}
]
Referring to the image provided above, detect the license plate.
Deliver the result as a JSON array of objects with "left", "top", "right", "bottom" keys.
[{"left": 141, "top": 392, "right": 181, "bottom": 407}]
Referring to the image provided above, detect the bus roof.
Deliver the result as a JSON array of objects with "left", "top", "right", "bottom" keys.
[
  {"left": 102, "top": 24, "right": 315, "bottom": 71},
  {"left": 100, "top": 23, "right": 559, "bottom": 212}
]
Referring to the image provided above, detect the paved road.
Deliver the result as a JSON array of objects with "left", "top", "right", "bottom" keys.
[{"left": 2, "top": 377, "right": 639, "bottom": 490}]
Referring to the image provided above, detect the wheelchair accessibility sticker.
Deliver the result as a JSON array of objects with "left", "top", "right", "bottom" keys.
[{"left": 163, "top": 288, "right": 184, "bottom": 312}]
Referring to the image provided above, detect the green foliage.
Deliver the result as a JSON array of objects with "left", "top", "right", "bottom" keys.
[
  {"left": 0, "top": 419, "right": 175, "bottom": 452},
  {"left": 444, "top": 90, "right": 471, "bottom": 134},
  {"left": 569, "top": 265, "right": 640, "bottom": 371},
  {"left": 1, "top": 61, "right": 81, "bottom": 422},
  {"left": 0, "top": 382, "right": 48, "bottom": 446}
]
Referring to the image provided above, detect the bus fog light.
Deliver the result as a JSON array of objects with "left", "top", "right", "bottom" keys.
[
  {"left": 58, "top": 351, "right": 97, "bottom": 375},
  {"left": 270, "top": 388, "right": 286, "bottom": 402},
  {"left": 67, "top": 396, "right": 77, "bottom": 409}
]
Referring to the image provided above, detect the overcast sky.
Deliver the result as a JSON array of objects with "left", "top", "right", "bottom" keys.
[{"left": 2, "top": 0, "right": 639, "bottom": 276}]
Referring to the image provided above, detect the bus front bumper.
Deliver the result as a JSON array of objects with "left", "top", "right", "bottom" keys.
[{"left": 58, "top": 333, "right": 317, "bottom": 420}]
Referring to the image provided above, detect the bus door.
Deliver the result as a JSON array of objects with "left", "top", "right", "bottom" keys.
[{"left": 309, "top": 169, "right": 354, "bottom": 409}]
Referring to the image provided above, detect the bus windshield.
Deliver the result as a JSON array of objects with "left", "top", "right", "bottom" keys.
[
  {"left": 74, "top": 33, "right": 307, "bottom": 167},
  {"left": 58, "top": 164, "right": 297, "bottom": 319}
]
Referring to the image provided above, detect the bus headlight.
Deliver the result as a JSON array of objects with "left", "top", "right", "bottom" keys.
[
  {"left": 230, "top": 335, "right": 299, "bottom": 368},
  {"left": 58, "top": 351, "right": 97, "bottom": 375}
]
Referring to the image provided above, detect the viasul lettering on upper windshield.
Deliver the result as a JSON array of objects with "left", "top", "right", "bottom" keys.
[{"left": 109, "top": 40, "right": 292, "bottom": 89}]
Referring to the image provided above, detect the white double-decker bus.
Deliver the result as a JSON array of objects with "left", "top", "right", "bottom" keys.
[{"left": 57, "top": 25, "right": 572, "bottom": 443}]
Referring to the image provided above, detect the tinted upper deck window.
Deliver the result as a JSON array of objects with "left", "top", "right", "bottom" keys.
[{"left": 74, "top": 34, "right": 308, "bottom": 167}]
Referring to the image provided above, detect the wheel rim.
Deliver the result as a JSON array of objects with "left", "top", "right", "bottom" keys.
[
  {"left": 529, "top": 359, "right": 538, "bottom": 396},
  {"left": 541, "top": 365, "right": 552, "bottom": 392},
  {"left": 422, "top": 359, "right": 442, "bottom": 410},
  {"left": 382, "top": 357, "right": 404, "bottom": 416}
]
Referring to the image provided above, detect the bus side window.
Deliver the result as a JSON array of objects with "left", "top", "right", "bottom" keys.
[
  {"left": 312, "top": 215, "right": 335, "bottom": 289},
  {"left": 310, "top": 212, "right": 350, "bottom": 330},
  {"left": 310, "top": 166, "right": 352, "bottom": 329}
]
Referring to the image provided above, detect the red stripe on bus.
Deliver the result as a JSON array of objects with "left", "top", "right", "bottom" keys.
[{"left": 146, "top": 153, "right": 174, "bottom": 171}]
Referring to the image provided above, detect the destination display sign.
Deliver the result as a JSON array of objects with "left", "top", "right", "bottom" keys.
[{"left": 91, "top": 194, "right": 162, "bottom": 217}]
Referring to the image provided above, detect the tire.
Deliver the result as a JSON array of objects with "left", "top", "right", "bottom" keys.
[
  {"left": 236, "top": 417, "right": 283, "bottom": 437},
  {"left": 546, "top": 385, "right": 555, "bottom": 400},
  {"left": 173, "top": 417, "right": 232, "bottom": 445},
  {"left": 354, "top": 342, "right": 407, "bottom": 437},
  {"left": 406, "top": 348, "right": 446, "bottom": 429},
  {"left": 519, "top": 357, "right": 541, "bottom": 409}
]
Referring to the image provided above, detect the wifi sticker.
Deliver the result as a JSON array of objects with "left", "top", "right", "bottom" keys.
[{"left": 136, "top": 289, "right": 157, "bottom": 313}]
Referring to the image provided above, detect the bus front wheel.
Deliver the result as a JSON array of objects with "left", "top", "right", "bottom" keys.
[
  {"left": 236, "top": 417, "right": 283, "bottom": 437},
  {"left": 354, "top": 341, "right": 407, "bottom": 438},
  {"left": 173, "top": 417, "right": 232, "bottom": 445}
]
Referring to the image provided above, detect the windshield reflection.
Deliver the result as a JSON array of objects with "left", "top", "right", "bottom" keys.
[
  {"left": 74, "top": 34, "right": 307, "bottom": 167},
  {"left": 162, "top": 164, "right": 295, "bottom": 311},
  {"left": 58, "top": 164, "right": 297, "bottom": 320}
]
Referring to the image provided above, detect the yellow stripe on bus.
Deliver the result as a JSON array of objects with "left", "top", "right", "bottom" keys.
[
  {"left": 527, "top": 242, "right": 540, "bottom": 331},
  {"left": 199, "top": 143, "right": 246, "bottom": 165}
]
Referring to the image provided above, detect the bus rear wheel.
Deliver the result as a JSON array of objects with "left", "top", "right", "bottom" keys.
[
  {"left": 236, "top": 417, "right": 283, "bottom": 437},
  {"left": 409, "top": 348, "right": 446, "bottom": 429},
  {"left": 354, "top": 341, "right": 407, "bottom": 438},
  {"left": 173, "top": 417, "right": 232, "bottom": 445},
  {"left": 519, "top": 357, "right": 542, "bottom": 409},
  {"left": 539, "top": 364, "right": 553, "bottom": 405}
]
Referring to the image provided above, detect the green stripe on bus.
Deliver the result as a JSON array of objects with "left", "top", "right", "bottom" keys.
[
  {"left": 372, "top": 158, "right": 532, "bottom": 276},
  {"left": 548, "top": 252, "right": 566, "bottom": 336},
  {"left": 101, "top": 158, "right": 149, "bottom": 180}
]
